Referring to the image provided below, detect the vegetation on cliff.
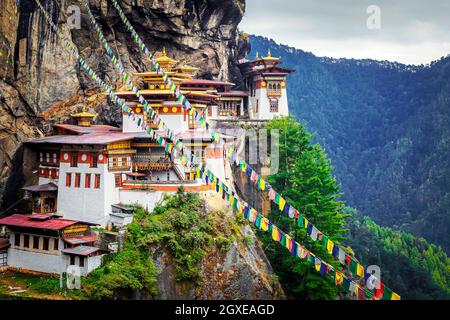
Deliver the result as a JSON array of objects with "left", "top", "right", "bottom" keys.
[{"left": 81, "top": 189, "right": 260, "bottom": 299}]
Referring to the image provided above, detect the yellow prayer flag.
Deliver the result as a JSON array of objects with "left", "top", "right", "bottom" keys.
[
  {"left": 279, "top": 197, "right": 286, "bottom": 211},
  {"left": 315, "top": 262, "right": 321, "bottom": 272},
  {"left": 272, "top": 226, "right": 279, "bottom": 241},
  {"left": 259, "top": 178, "right": 266, "bottom": 191},
  {"left": 261, "top": 218, "right": 269, "bottom": 231},
  {"left": 335, "top": 271, "right": 343, "bottom": 285},
  {"left": 327, "top": 239, "right": 334, "bottom": 254},
  {"left": 304, "top": 218, "right": 309, "bottom": 228},
  {"left": 357, "top": 264, "right": 364, "bottom": 278},
  {"left": 391, "top": 293, "right": 401, "bottom": 300}
]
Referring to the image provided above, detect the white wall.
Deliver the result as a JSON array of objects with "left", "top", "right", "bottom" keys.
[
  {"left": 62, "top": 254, "right": 104, "bottom": 276},
  {"left": 249, "top": 88, "right": 289, "bottom": 120},
  {"left": 123, "top": 114, "right": 145, "bottom": 133},
  {"left": 159, "top": 114, "right": 188, "bottom": 132},
  {"left": 57, "top": 162, "right": 120, "bottom": 227}
]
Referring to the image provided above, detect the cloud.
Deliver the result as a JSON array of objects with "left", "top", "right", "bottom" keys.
[{"left": 240, "top": 0, "right": 450, "bottom": 64}]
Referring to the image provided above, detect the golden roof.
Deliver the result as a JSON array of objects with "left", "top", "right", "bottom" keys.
[
  {"left": 260, "top": 49, "right": 280, "bottom": 61},
  {"left": 155, "top": 47, "right": 178, "bottom": 67},
  {"left": 175, "top": 64, "right": 199, "bottom": 73},
  {"left": 71, "top": 106, "right": 96, "bottom": 118}
]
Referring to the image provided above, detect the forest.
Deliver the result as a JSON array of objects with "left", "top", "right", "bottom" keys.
[
  {"left": 257, "top": 117, "right": 450, "bottom": 300},
  {"left": 250, "top": 35, "right": 450, "bottom": 255}
]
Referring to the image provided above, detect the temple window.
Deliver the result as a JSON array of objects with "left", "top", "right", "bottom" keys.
[
  {"left": 267, "top": 82, "right": 282, "bottom": 97},
  {"left": 53, "top": 239, "right": 59, "bottom": 251},
  {"left": 74, "top": 173, "right": 81, "bottom": 188},
  {"left": 33, "top": 236, "right": 40, "bottom": 250},
  {"left": 79, "top": 257, "right": 85, "bottom": 268},
  {"left": 94, "top": 174, "right": 101, "bottom": 189},
  {"left": 270, "top": 100, "right": 279, "bottom": 112},
  {"left": 66, "top": 173, "right": 72, "bottom": 187},
  {"left": 85, "top": 174, "right": 91, "bottom": 188},
  {"left": 14, "top": 234, "right": 21, "bottom": 247},
  {"left": 70, "top": 153, "right": 78, "bottom": 167},
  {"left": 70, "top": 256, "right": 75, "bottom": 265},
  {"left": 91, "top": 154, "right": 98, "bottom": 168},
  {"left": 24, "top": 235, "right": 30, "bottom": 248},
  {"left": 115, "top": 174, "right": 122, "bottom": 187},
  {"left": 43, "top": 237, "right": 49, "bottom": 251}
]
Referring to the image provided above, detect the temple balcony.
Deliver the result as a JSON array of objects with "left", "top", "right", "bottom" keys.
[{"left": 134, "top": 162, "right": 174, "bottom": 171}]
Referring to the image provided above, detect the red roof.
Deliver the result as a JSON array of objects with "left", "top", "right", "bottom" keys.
[
  {"left": 22, "top": 183, "right": 58, "bottom": 193},
  {"left": 219, "top": 91, "right": 249, "bottom": 97},
  {"left": 54, "top": 124, "right": 121, "bottom": 134},
  {"left": 0, "top": 214, "right": 88, "bottom": 231},
  {"left": 27, "top": 132, "right": 138, "bottom": 145},
  {"left": 62, "top": 245, "right": 101, "bottom": 257},
  {"left": 63, "top": 236, "right": 97, "bottom": 245}
]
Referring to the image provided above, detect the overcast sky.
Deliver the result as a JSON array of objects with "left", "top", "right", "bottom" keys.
[{"left": 240, "top": 0, "right": 450, "bottom": 65}]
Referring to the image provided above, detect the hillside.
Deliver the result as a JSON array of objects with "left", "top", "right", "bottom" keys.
[{"left": 249, "top": 35, "right": 450, "bottom": 254}]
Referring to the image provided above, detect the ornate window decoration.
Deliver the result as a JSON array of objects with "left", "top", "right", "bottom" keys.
[{"left": 270, "top": 99, "right": 279, "bottom": 113}]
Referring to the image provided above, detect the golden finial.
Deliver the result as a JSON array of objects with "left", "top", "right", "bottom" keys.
[
  {"left": 267, "top": 49, "right": 271, "bottom": 57},
  {"left": 256, "top": 51, "right": 259, "bottom": 59},
  {"left": 82, "top": 106, "right": 87, "bottom": 113},
  {"left": 162, "top": 47, "right": 167, "bottom": 57}
]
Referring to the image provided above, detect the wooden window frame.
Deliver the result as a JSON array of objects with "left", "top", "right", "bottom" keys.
[
  {"left": 33, "top": 236, "right": 40, "bottom": 250},
  {"left": 23, "top": 234, "right": 29, "bottom": 248},
  {"left": 94, "top": 174, "right": 101, "bottom": 189},
  {"left": 43, "top": 237, "right": 49, "bottom": 251},
  {"left": 70, "top": 153, "right": 78, "bottom": 167},
  {"left": 74, "top": 173, "right": 81, "bottom": 188},
  {"left": 85, "top": 173, "right": 91, "bottom": 188},
  {"left": 66, "top": 173, "right": 72, "bottom": 187},
  {"left": 14, "top": 234, "right": 21, "bottom": 247}
]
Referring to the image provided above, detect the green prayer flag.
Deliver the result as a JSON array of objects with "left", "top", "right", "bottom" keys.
[
  {"left": 280, "top": 234, "right": 286, "bottom": 247},
  {"left": 275, "top": 193, "right": 280, "bottom": 205},
  {"left": 349, "top": 259, "right": 358, "bottom": 275},
  {"left": 382, "top": 288, "right": 393, "bottom": 300},
  {"left": 343, "top": 278, "right": 351, "bottom": 293},
  {"left": 322, "top": 235, "right": 329, "bottom": 247}
]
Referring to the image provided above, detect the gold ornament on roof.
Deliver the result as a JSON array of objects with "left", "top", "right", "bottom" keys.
[{"left": 71, "top": 106, "right": 96, "bottom": 118}]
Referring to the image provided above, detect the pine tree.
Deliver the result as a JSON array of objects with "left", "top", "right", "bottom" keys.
[{"left": 257, "top": 116, "right": 349, "bottom": 299}]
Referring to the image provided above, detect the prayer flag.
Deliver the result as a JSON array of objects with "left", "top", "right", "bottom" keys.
[{"left": 327, "top": 239, "right": 334, "bottom": 255}]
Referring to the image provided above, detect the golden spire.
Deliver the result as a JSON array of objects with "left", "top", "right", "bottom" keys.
[
  {"left": 162, "top": 47, "right": 167, "bottom": 57},
  {"left": 256, "top": 51, "right": 259, "bottom": 59},
  {"left": 267, "top": 49, "right": 271, "bottom": 57}
]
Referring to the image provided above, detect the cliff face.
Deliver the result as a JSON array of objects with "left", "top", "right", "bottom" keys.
[{"left": 0, "top": 0, "right": 246, "bottom": 208}]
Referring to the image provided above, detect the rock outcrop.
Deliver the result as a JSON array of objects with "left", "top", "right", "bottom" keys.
[{"left": 0, "top": 0, "right": 246, "bottom": 207}]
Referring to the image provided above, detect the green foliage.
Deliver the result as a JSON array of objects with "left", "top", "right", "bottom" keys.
[
  {"left": 127, "top": 189, "right": 214, "bottom": 283},
  {"left": 82, "top": 246, "right": 158, "bottom": 300},
  {"left": 345, "top": 207, "right": 450, "bottom": 299},
  {"left": 257, "top": 116, "right": 348, "bottom": 300}
]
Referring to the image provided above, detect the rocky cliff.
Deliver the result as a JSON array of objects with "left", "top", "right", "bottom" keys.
[{"left": 0, "top": 0, "right": 246, "bottom": 208}]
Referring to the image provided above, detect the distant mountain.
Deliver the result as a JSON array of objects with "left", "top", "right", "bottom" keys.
[{"left": 249, "top": 35, "right": 450, "bottom": 254}]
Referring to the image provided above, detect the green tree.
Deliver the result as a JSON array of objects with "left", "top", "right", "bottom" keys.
[{"left": 257, "top": 116, "right": 349, "bottom": 299}]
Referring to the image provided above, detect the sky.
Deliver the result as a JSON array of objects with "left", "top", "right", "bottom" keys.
[{"left": 239, "top": 0, "right": 450, "bottom": 65}]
